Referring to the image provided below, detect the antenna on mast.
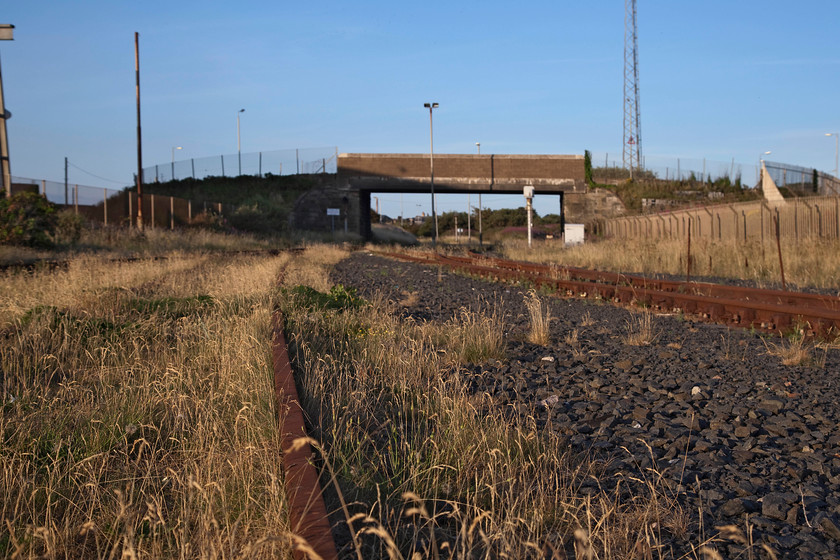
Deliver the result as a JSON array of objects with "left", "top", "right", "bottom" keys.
[{"left": 623, "top": 0, "right": 642, "bottom": 178}]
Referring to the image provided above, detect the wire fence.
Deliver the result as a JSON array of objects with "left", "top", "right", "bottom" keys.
[
  {"left": 11, "top": 176, "right": 229, "bottom": 229},
  {"left": 143, "top": 146, "right": 339, "bottom": 183},
  {"left": 590, "top": 153, "right": 840, "bottom": 196},
  {"left": 590, "top": 152, "right": 754, "bottom": 185},
  {"left": 602, "top": 195, "right": 840, "bottom": 243},
  {"left": 764, "top": 161, "right": 840, "bottom": 196}
]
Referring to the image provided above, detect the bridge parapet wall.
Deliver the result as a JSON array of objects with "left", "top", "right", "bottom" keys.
[{"left": 338, "top": 153, "right": 586, "bottom": 192}]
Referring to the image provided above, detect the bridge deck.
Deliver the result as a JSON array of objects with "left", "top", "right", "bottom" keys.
[{"left": 338, "top": 153, "right": 586, "bottom": 194}]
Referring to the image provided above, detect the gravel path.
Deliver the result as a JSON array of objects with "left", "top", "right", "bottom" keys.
[{"left": 330, "top": 252, "right": 840, "bottom": 559}]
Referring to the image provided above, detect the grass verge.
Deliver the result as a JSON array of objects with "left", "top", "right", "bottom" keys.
[{"left": 1, "top": 251, "right": 292, "bottom": 558}]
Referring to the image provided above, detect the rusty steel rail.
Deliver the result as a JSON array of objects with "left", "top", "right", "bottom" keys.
[
  {"left": 440, "top": 253, "right": 840, "bottom": 313},
  {"left": 273, "top": 261, "right": 339, "bottom": 560},
  {"left": 380, "top": 250, "right": 840, "bottom": 335}
]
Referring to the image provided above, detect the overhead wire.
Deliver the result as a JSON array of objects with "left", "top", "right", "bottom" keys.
[{"left": 67, "top": 162, "right": 128, "bottom": 185}]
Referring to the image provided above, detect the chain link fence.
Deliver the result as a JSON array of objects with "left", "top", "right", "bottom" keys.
[
  {"left": 143, "top": 146, "right": 339, "bottom": 183},
  {"left": 602, "top": 196, "right": 840, "bottom": 243},
  {"left": 11, "top": 176, "right": 228, "bottom": 229},
  {"left": 590, "top": 152, "right": 753, "bottom": 185},
  {"left": 764, "top": 161, "right": 840, "bottom": 196}
]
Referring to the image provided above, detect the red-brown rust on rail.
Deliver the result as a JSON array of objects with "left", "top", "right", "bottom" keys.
[
  {"left": 272, "top": 310, "right": 339, "bottom": 560},
  {"left": 440, "top": 253, "right": 840, "bottom": 313},
  {"left": 379, "top": 250, "right": 840, "bottom": 336}
]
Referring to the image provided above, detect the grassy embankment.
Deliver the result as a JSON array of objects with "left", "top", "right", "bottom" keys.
[{"left": 1, "top": 245, "right": 292, "bottom": 558}]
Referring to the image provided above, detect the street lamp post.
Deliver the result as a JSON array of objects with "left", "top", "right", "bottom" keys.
[
  {"left": 827, "top": 133, "right": 839, "bottom": 179},
  {"left": 424, "top": 102, "right": 439, "bottom": 249},
  {"left": 171, "top": 146, "right": 182, "bottom": 180},
  {"left": 237, "top": 108, "right": 245, "bottom": 176}
]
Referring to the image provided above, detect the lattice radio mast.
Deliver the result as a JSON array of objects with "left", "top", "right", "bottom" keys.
[{"left": 623, "top": 0, "right": 642, "bottom": 177}]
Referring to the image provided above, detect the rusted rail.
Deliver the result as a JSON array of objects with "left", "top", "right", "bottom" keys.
[
  {"left": 273, "top": 260, "right": 339, "bottom": 560},
  {"left": 380, "top": 251, "right": 840, "bottom": 336}
]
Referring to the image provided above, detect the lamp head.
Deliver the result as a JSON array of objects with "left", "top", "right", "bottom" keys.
[{"left": 424, "top": 102, "right": 439, "bottom": 109}]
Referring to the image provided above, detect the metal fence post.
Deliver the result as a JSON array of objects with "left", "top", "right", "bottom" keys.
[
  {"left": 221, "top": 155, "right": 225, "bottom": 177},
  {"left": 104, "top": 188, "right": 108, "bottom": 226},
  {"left": 296, "top": 149, "right": 299, "bottom": 174},
  {"left": 817, "top": 205, "right": 822, "bottom": 238},
  {"left": 191, "top": 158, "right": 195, "bottom": 179},
  {"left": 128, "top": 192, "right": 133, "bottom": 227},
  {"left": 74, "top": 184, "right": 78, "bottom": 215},
  {"left": 170, "top": 196, "right": 174, "bottom": 230},
  {"left": 259, "top": 152, "right": 262, "bottom": 177},
  {"left": 188, "top": 200, "right": 192, "bottom": 224},
  {"left": 742, "top": 211, "right": 747, "bottom": 243},
  {"left": 760, "top": 203, "right": 765, "bottom": 244}
]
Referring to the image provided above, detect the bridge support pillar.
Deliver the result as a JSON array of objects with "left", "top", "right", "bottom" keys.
[{"left": 559, "top": 192, "right": 566, "bottom": 241}]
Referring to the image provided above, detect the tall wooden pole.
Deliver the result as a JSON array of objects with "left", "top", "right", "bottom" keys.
[
  {"left": 0, "top": 24, "right": 14, "bottom": 198},
  {"left": 135, "top": 32, "right": 144, "bottom": 231}
]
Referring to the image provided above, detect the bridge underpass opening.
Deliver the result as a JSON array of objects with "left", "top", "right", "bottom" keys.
[
  {"left": 368, "top": 191, "right": 567, "bottom": 241},
  {"left": 339, "top": 153, "right": 585, "bottom": 239}
]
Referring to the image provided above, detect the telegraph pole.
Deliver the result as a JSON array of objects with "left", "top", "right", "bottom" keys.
[
  {"left": 0, "top": 24, "right": 14, "bottom": 198},
  {"left": 135, "top": 32, "right": 144, "bottom": 231}
]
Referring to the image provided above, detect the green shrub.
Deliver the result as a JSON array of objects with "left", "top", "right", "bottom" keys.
[
  {"left": 0, "top": 192, "right": 57, "bottom": 248},
  {"left": 227, "top": 203, "right": 286, "bottom": 235},
  {"left": 53, "top": 209, "right": 87, "bottom": 244}
]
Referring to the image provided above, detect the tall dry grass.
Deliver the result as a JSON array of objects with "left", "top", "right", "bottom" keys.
[
  {"left": 0, "top": 251, "right": 293, "bottom": 558},
  {"left": 500, "top": 237, "right": 840, "bottom": 291},
  {"left": 278, "top": 249, "right": 762, "bottom": 558},
  {"left": 523, "top": 289, "right": 551, "bottom": 345}
]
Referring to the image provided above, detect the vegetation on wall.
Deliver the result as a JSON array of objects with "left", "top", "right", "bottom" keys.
[{"left": 143, "top": 173, "right": 325, "bottom": 236}]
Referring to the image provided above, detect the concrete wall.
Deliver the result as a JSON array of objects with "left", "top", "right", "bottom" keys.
[
  {"left": 338, "top": 153, "right": 586, "bottom": 193},
  {"left": 290, "top": 185, "right": 364, "bottom": 237},
  {"left": 564, "top": 189, "right": 626, "bottom": 225}
]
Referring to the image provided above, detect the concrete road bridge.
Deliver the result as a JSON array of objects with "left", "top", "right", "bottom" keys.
[{"left": 293, "top": 153, "right": 586, "bottom": 238}]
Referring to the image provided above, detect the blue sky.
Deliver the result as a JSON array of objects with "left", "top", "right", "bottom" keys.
[{"left": 3, "top": 1, "right": 839, "bottom": 218}]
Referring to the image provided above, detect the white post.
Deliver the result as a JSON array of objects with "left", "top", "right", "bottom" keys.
[{"left": 524, "top": 185, "right": 534, "bottom": 248}]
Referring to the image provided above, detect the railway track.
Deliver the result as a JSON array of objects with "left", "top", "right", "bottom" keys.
[{"left": 380, "top": 250, "right": 840, "bottom": 336}]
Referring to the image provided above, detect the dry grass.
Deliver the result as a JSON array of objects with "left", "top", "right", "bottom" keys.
[
  {"left": 276, "top": 249, "right": 772, "bottom": 558},
  {"left": 763, "top": 333, "right": 813, "bottom": 366},
  {"left": 622, "top": 310, "right": 660, "bottom": 346},
  {"left": 524, "top": 289, "right": 552, "bottom": 345},
  {"left": 500, "top": 237, "right": 840, "bottom": 291},
  {"left": 0, "top": 251, "right": 293, "bottom": 558}
]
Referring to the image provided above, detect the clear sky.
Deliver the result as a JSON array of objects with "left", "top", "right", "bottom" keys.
[{"left": 3, "top": 1, "right": 839, "bottom": 218}]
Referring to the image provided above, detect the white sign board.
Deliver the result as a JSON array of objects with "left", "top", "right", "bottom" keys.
[
  {"left": 326, "top": 208, "right": 340, "bottom": 216},
  {"left": 564, "top": 223, "right": 585, "bottom": 246}
]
